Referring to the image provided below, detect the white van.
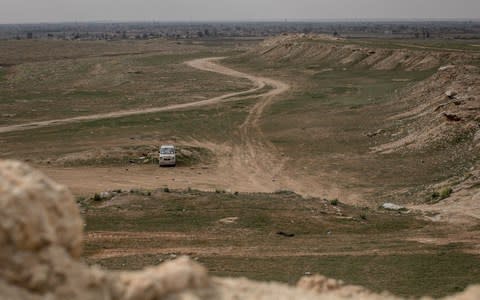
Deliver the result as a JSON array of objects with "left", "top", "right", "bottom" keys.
[{"left": 159, "top": 145, "right": 176, "bottom": 167}]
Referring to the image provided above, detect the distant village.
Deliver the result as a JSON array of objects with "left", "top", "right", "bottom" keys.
[{"left": 1, "top": 21, "right": 480, "bottom": 40}]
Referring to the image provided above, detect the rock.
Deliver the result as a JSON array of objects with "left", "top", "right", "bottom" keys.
[
  {"left": 112, "top": 257, "right": 209, "bottom": 300},
  {"left": 297, "top": 275, "right": 344, "bottom": 293},
  {"left": 445, "top": 90, "right": 458, "bottom": 99},
  {"left": 443, "top": 112, "right": 462, "bottom": 122},
  {"left": 99, "top": 191, "right": 112, "bottom": 199},
  {"left": 439, "top": 65, "right": 455, "bottom": 71},
  {"left": 276, "top": 231, "right": 295, "bottom": 237},
  {"left": 381, "top": 203, "right": 406, "bottom": 211},
  {"left": 366, "top": 129, "right": 385, "bottom": 138},
  {"left": 474, "top": 130, "right": 480, "bottom": 147},
  {"left": 297, "top": 275, "right": 373, "bottom": 298},
  {"left": 0, "top": 160, "right": 104, "bottom": 297},
  {"left": 219, "top": 217, "right": 239, "bottom": 224},
  {"left": 180, "top": 149, "right": 193, "bottom": 157}
]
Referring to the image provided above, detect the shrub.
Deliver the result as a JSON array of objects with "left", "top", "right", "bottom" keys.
[
  {"left": 330, "top": 199, "right": 339, "bottom": 206},
  {"left": 130, "top": 189, "right": 151, "bottom": 196},
  {"left": 93, "top": 193, "right": 102, "bottom": 201},
  {"left": 430, "top": 187, "right": 453, "bottom": 203},
  {"left": 439, "top": 187, "right": 453, "bottom": 200},
  {"left": 163, "top": 187, "right": 170, "bottom": 193},
  {"left": 274, "top": 189, "right": 295, "bottom": 195},
  {"left": 360, "top": 214, "right": 367, "bottom": 220}
]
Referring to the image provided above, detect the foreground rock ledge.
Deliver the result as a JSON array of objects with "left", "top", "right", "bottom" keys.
[{"left": 1, "top": 160, "right": 479, "bottom": 300}]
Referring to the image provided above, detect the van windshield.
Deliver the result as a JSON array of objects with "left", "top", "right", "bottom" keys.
[{"left": 160, "top": 148, "right": 175, "bottom": 154}]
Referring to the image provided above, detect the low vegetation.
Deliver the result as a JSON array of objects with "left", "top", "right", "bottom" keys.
[
  {"left": 82, "top": 190, "right": 480, "bottom": 297},
  {"left": 225, "top": 35, "right": 479, "bottom": 206},
  {"left": 1, "top": 35, "right": 480, "bottom": 299},
  {"left": 0, "top": 41, "right": 251, "bottom": 127}
]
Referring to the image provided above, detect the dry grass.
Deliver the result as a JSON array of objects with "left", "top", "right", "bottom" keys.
[
  {"left": 81, "top": 190, "right": 480, "bottom": 298},
  {"left": 0, "top": 41, "right": 251, "bottom": 126}
]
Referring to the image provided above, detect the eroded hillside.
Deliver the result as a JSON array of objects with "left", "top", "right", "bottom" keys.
[{"left": 227, "top": 34, "right": 480, "bottom": 221}]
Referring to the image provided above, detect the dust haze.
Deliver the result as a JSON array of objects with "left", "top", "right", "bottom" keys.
[{"left": 1, "top": 0, "right": 480, "bottom": 23}]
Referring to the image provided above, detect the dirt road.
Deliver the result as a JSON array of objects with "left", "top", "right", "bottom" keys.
[
  {"left": 0, "top": 58, "right": 266, "bottom": 134},
  {"left": 187, "top": 58, "right": 293, "bottom": 193},
  {"left": 11, "top": 57, "right": 299, "bottom": 195}
]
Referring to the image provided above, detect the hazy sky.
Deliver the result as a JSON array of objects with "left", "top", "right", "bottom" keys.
[{"left": 1, "top": 0, "right": 479, "bottom": 23}]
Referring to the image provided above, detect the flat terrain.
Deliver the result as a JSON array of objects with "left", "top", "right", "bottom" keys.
[
  {"left": 82, "top": 190, "right": 480, "bottom": 298},
  {"left": 1, "top": 36, "right": 479, "bottom": 298}
]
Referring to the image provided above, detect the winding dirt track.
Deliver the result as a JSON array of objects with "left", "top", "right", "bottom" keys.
[
  {"left": 187, "top": 58, "right": 292, "bottom": 192},
  {"left": 0, "top": 58, "right": 268, "bottom": 134},
  {"left": 2, "top": 57, "right": 295, "bottom": 195}
]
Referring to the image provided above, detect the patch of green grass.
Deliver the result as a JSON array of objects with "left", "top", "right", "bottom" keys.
[
  {"left": 137, "top": 51, "right": 238, "bottom": 66},
  {"left": 0, "top": 45, "right": 252, "bottom": 127},
  {"left": 82, "top": 190, "right": 480, "bottom": 297},
  {"left": 430, "top": 187, "right": 454, "bottom": 203},
  {"left": 65, "top": 90, "right": 118, "bottom": 98},
  {"left": 83, "top": 190, "right": 427, "bottom": 234},
  {"left": 439, "top": 187, "right": 453, "bottom": 200},
  {"left": 0, "top": 67, "right": 6, "bottom": 81},
  {"left": 199, "top": 253, "right": 480, "bottom": 298},
  {"left": 91, "top": 247, "right": 480, "bottom": 298},
  {"left": 0, "top": 98, "right": 254, "bottom": 161}
]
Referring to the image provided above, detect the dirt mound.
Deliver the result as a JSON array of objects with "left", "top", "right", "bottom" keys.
[
  {"left": 1, "top": 159, "right": 480, "bottom": 299},
  {"left": 248, "top": 34, "right": 477, "bottom": 71},
  {"left": 370, "top": 65, "right": 480, "bottom": 223},
  {"left": 373, "top": 65, "right": 480, "bottom": 153},
  {"left": 38, "top": 145, "right": 211, "bottom": 167}
]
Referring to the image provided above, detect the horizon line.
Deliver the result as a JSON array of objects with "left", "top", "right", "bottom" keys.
[{"left": 1, "top": 17, "right": 480, "bottom": 26}]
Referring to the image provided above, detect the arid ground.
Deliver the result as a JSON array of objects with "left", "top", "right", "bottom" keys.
[{"left": 1, "top": 35, "right": 479, "bottom": 297}]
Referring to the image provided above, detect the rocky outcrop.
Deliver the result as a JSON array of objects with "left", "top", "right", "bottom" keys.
[{"left": 1, "top": 160, "right": 479, "bottom": 299}]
